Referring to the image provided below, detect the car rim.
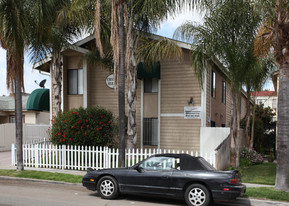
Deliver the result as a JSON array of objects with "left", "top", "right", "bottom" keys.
[
  {"left": 100, "top": 179, "right": 114, "bottom": 196},
  {"left": 188, "top": 188, "right": 206, "bottom": 206}
]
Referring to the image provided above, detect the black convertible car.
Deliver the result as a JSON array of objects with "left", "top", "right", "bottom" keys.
[{"left": 82, "top": 153, "right": 246, "bottom": 206}]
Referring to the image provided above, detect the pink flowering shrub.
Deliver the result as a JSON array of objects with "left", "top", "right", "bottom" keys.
[
  {"left": 240, "top": 148, "right": 264, "bottom": 166},
  {"left": 49, "top": 107, "right": 117, "bottom": 147}
]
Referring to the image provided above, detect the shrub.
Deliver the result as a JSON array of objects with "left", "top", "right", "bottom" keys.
[
  {"left": 49, "top": 107, "right": 117, "bottom": 147},
  {"left": 240, "top": 148, "right": 264, "bottom": 167}
]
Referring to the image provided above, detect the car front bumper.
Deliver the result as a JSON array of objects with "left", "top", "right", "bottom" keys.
[
  {"left": 82, "top": 178, "right": 97, "bottom": 191},
  {"left": 212, "top": 184, "right": 246, "bottom": 200}
]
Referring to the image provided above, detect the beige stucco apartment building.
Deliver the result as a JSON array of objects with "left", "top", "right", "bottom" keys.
[{"left": 34, "top": 35, "right": 248, "bottom": 152}]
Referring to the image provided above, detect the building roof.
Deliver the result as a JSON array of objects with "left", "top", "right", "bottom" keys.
[
  {"left": 0, "top": 94, "right": 30, "bottom": 111},
  {"left": 250, "top": 91, "right": 276, "bottom": 97}
]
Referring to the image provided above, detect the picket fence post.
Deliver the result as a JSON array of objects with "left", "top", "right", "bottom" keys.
[
  {"left": 11, "top": 144, "right": 15, "bottom": 166},
  {"left": 35, "top": 144, "right": 39, "bottom": 168},
  {"left": 62, "top": 145, "right": 66, "bottom": 170}
]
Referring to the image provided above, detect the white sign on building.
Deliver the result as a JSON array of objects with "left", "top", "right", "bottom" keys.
[
  {"left": 105, "top": 74, "right": 114, "bottom": 89},
  {"left": 184, "top": 106, "right": 201, "bottom": 119}
]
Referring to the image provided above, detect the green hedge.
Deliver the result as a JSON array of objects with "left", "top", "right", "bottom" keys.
[{"left": 49, "top": 107, "right": 117, "bottom": 147}]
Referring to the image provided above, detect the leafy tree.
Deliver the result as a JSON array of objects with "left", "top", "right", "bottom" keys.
[
  {"left": 253, "top": 0, "right": 289, "bottom": 192},
  {"left": 244, "top": 59, "right": 275, "bottom": 148},
  {"left": 241, "top": 103, "right": 276, "bottom": 154},
  {"left": 254, "top": 103, "right": 276, "bottom": 154},
  {"left": 175, "top": 0, "right": 262, "bottom": 167}
]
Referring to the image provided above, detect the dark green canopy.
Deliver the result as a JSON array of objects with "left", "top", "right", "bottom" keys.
[
  {"left": 26, "top": 89, "right": 49, "bottom": 111},
  {"left": 137, "top": 62, "right": 160, "bottom": 79}
]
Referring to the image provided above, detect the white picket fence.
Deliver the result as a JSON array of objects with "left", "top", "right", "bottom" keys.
[{"left": 11, "top": 143, "right": 216, "bottom": 170}]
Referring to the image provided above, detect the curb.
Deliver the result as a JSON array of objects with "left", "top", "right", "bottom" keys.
[
  {"left": 0, "top": 176, "right": 82, "bottom": 187},
  {"left": 244, "top": 198, "right": 289, "bottom": 206},
  {"left": 244, "top": 183, "right": 274, "bottom": 188}
]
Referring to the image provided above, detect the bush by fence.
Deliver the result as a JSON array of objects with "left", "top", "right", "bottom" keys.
[
  {"left": 49, "top": 107, "right": 117, "bottom": 147},
  {"left": 240, "top": 148, "right": 264, "bottom": 166}
]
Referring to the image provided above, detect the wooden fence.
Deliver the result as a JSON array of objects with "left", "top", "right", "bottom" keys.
[{"left": 11, "top": 143, "right": 216, "bottom": 170}]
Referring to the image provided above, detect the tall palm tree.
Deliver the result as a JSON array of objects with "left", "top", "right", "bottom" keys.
[
  {"left": 254, "top": 0, "right": 289, "bottom": 192},
  {"left": 94, "top": 0, "right": 189, "bottom": 154},
  {"left": 243, "top": 58, "right": 274, "bottom": 148},
  {"left": 0, "top": 0, "right": 30, "bottom": 171},
  {"left": 175, "top": 0, "right": 262, "bottom": 167},
  {"left": 70, "top": 0, "right": 188, "bottom": 166},
  {"left": 29, "top": 0, "right": 80, "bottom": 116}
]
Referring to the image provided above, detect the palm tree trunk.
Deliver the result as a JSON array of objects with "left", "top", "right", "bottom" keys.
[
  {"left": 118, "top": 1, "right": 126, "bottom": 168},
  {"left": 15, "top": 73, "right": 24, "bottom": 171},
  {"left": 250, "top": 96, "right": 256, "bottom": 149},
  {"left": 52, "top": 50, "right": 62, "bottom": 115},
  {"left": 275, "top": 63, "right": 289, "bottom": 192},
  {"left": 235, "top": 93, "right": 241, "bottom": 168},
  {"left": 245, "top": 85, "right": 251, "bottom": 147},
  {"left": 126, "top": 63, "right": 137, "bottom": 150},
  {"left": 125, "top": 7, "right": 138, "bottom": 150},
  {"left": 230, "top": 87, "right": 241, "bottom": 167}
]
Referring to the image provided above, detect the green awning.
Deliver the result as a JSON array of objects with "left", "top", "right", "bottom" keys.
[
  {"left": 27, "top": 89, "right": 49, "bottom": 111},
  {"left": 137, "top": 62, "right": 160, "bottom": 79}
]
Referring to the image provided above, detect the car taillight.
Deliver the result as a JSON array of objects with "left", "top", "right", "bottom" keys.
[{"left": 230, "top": 178, "right": 239, "bottom": 184}]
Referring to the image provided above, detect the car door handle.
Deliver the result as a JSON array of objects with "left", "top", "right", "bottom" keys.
[{"left": 161, "top": 176, "right": 169, "bottom": 180}]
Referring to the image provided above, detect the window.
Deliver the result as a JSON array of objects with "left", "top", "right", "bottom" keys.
[
  {"left": 139, "top": 156, "right": 177, "bottom": 170},
  {"left": 211, "top": 121, "right": 216, "bottom": 127},
  {"left": 240, "top": 97, "right": 242, "bottom": 114},
  {"left": 9, "top": 115, "right": 25, "bottom": 123},
  {"left": 272, "top": 99, "right": 277, "bottom": 109},
  {"left": 144, "top": 78, "right": 158, "bottom": 93},
  {"left": 257, "top": 99, "right": 264, "bottom": 105},
  {"left": 143, "top": 118, "right": 158, "bottom": 146},
  {"left": 222, "top": 81, "right": 226, "bottom": 104},
  {"left": 68, "top": 69, "right": 83, "bottom": 95},
  {"left": 211, "top": 70, "right": 216, "bottom": 98}
]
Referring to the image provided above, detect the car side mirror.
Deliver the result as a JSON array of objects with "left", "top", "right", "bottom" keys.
[{"left": 135, "top": 165, "right": 144, "bottom": 173}]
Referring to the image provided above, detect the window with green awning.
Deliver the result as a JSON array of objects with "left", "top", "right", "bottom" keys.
[
  {"left": 26, "top": 89, "right": 49, "bottom": 111},
  {"left": 137, "top": 62, "right": 160, "bottom": 80}
]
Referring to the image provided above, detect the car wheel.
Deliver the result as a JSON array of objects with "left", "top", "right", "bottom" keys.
[
  {"left": 185, "top": 184, "right": 211, "bottom": 206},
  {"left": 97, "top": 176, "right": 119, "bottom": 199}
]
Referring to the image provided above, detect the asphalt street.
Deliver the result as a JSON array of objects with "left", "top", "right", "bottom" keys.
[{"left": 1, "top": 178, "right": 289, "bottom": 206}]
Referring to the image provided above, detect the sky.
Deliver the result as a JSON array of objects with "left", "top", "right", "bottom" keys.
[{"left": 0, "top": 8, "right": 274, "bottom": 96}]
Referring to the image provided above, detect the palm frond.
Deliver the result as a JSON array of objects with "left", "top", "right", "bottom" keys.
[
  {"left": 137, "top": 36, "right": 183, "bottom": 64},
  {"left": 254, "top": 23, "right": 273, "bottom": 58}
]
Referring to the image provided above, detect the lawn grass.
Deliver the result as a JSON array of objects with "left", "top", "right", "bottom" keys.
[
  {"left": 240, "top": 162, "right": 276, "bottom": 185},
  {"left": 0, "top": 170, "right": 82, "bottom": 183},
  {"left": 245, "top": 187, "right": 289, "bottom": 202}
]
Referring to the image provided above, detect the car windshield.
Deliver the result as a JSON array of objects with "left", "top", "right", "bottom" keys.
[{"left": 139, "top": 156, "right": 179, "bottom": 170}]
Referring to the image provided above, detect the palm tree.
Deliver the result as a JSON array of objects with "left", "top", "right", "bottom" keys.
[
  {"left": 243, "top": 58, "right": 274, "bottom": 148},
  {"left": 0, "top": 0, "right": 30, "bottom": 171},
  {"left": 70, "top": 0, "right": 188, "bottom": 166},
  {"left": 175, "top": 0, "right": 262, "bottom": 167},
  {"left": 254, "top": 0, "right": 289, "bottom": 192},
  {"left": 29, "top": 0, "right": 80, "bottom": 116},
  {"left": 97, "top": 0, "right": 189, "bottom": 153}
]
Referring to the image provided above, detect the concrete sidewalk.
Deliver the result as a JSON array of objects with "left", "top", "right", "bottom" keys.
[{"left": 0, "top": 151, "right": 12, "bottom": 168}]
